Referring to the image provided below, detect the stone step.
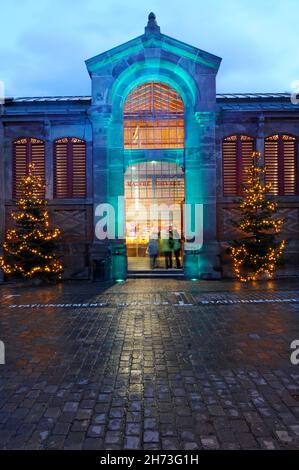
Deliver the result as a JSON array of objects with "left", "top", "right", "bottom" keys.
[{"left": 127, "top": 269, "right": 184, "bottom": 278}]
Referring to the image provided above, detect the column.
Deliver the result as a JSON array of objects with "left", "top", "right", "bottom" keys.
[
  {"left": 107, "top": 116, "right": 127, "bottom": 280},
  {"left": 44, "top": 120, "right": 53, "bottom": 200},
  {"left": 256, "top": 114, "right": 265, "bottom": 161},
  {"left": 88, "top": 107, "right": 112, "bottom": 279},
  {"left": 184, "top": 111, "right": 220, "bottom": 279}
]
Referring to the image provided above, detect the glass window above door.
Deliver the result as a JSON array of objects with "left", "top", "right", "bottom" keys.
[{"left": 123, "top": 82, "right": 184, "bottom": 149}]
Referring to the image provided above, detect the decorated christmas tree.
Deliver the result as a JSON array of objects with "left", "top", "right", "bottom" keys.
[
  {"left": 0, "top": 165, "right": 63, "bottom": 282},
  {"left": 230, "top": 151, "right": 285, "bottom": 282}
]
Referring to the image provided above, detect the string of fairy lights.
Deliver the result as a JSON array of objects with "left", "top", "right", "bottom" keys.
[
  {"left": 0, "top": 153, "right": 286, "bottom": 283},
  {"left": 231, "top": 151, "right": 285, "bottom": 282},
  {"left": 0, "top": 165, "right": 63, "bottom": 280}
]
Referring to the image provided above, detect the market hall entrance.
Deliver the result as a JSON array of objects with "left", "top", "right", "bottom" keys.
[{"left": 125, "top": 161, "right": 185, "bottom": 271}]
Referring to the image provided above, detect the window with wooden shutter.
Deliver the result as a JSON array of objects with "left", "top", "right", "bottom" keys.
[
  {"left": 54, "top": 137, "right": 86, "bottom": 198},
  {"left": 265, "top": 134, "right": 297, "bottom": 195},
  {"left": 222, "top": 135, "right": 254, "bottom": 196},
  {"left": 13, "top": 137, "right": 45, "bottom": 198}
]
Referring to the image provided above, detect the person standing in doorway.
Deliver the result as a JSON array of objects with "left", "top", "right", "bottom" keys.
[
  {"left": 172, "top": 229, "right": 181, "bottom": 269},
  {"left": 160, "top": 229, "right": 173, "bottom": 269},
  {"left": 148, "top": 232, "right": 159, "bottom": 269}
]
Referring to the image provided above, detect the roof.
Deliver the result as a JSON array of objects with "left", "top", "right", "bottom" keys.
[
  {"left": 217, "top": 93, "right": 291, "bottom": 100},
  {"left": 5, "top": 96, "right": 91, "bottom": 103},
  {"left": 4, "top": 93, "right": 292, "bottom": 104}
]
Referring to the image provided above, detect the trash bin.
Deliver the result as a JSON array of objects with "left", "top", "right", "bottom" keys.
[
  {"left": 111, "top": 244, "right": 127, "bottom": 280},
  {"left": 92, "top": 258, "right": 109, "bottom": 281}
]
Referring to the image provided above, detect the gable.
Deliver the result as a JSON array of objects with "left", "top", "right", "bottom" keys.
[{"left": 85, "top": 13, "right": 221, "bottom": 75}]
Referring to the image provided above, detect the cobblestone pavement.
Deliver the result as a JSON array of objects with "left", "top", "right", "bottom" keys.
[{"left": 0, "top": 279, "right": 299, "bottom": 450}]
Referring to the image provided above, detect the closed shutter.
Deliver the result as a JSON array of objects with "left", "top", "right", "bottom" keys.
[
  {"left": 13, "top": 137, "right": 45, "bottom": 198},
  {"left": 223, "top": 136, "right": 238, "bottom": 196},
  {"left": 54, "top": 137, "right": 86, "bottom": 198},
  {"left": 222, "top": 135, "right": 254, "bottom": 196},
  {"left": 54, "top": 138, "right": 69, "bottom": 198},
  {"left": 13, "top": 138, "right": 28, "bottom": 199},
  {"left": 30, "top": 138, "right": 45, "bottom": 198},
  {"left": 265, "top": 134, "right": 297, "bottom": 195},
  {"left": 265, "top": 135, "right": 279, "bottom": 194},
  {"left": 72, "top": 138, "right": 86, "bottom": 198},
  {"left": 283, "top": 135, "right": 296, "bottom": 195},
  {"left": 241, "top": 136, "right": 255, "bottom": 186}
]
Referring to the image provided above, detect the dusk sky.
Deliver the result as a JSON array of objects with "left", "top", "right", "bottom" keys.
[{"left": 1, "top": 0, "right": 299, "bottom": 97}]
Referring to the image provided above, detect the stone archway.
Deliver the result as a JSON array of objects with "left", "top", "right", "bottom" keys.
[{"left": 86, "top": 14, "right": 221, "bottom": 280}]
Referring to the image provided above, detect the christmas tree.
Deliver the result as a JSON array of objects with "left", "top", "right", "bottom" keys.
[
  {"left": 0, "top": 165, "right": 63, "bottom": 282},
  {"left": 230, "top": 151, "right": 285, "bottom": 282}
]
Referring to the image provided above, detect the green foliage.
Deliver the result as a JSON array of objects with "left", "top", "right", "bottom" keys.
[
  {"left": 230, "top": 152, "right": 285, "bottom": 281},
  {"left": 0, "top": 166, "right": 63, "bottom": 282}
]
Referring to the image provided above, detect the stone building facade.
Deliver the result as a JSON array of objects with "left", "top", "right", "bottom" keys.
[{"left": 0, "top": 14, "right": 298, "bottom": 281}]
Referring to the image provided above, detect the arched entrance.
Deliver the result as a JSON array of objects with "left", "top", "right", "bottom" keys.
[
  {"left": 123, "top": 81, "right": 185, "bottom": 272},
  {"left": 87, "top": 15, "right": 221, "bottom": 280}
]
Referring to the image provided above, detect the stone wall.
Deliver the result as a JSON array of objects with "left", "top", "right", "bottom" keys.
[
  {"left": 216, "top": 107, "right": 299, "bottom": 277},
  {"left": 1, "top": 93, "right": 299, "bottom": 281},
  {"left": 0, "top": 100, "right": 94, "bottom": 280}
]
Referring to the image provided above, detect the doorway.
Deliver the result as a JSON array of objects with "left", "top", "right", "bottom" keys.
[{"left": 125, "top": 161, "right": 184, "bottom": 271}]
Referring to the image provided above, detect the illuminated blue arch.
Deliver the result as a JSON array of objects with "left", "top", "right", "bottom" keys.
[{"left": 109, "top": 58, "right": 198, "bottom": 120}]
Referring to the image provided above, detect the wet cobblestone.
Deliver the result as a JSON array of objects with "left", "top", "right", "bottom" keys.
[{"left": 0, "top": 279, "right": 299, "bottom": 449}]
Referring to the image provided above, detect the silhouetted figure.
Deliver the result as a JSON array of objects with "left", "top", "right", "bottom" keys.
[
  {"left": 172, "top": 229, "right": 181, "bottom": 269},
  {"left": 160, "top": 229, "right": 173, "bottom": 269},
  {"left": 148, "top": 232, "right": 158, "bottom": 269}
]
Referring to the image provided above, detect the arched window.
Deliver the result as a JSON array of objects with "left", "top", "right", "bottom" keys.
[
  {"left": 222, "top": 135, "right": 255, "bottom": 196},
  {"left": 13, "top": 137, "right": 45, "bottom": 198},
  {"left": 54, "top": 137, "right": 86, "bottom": 198},
  {"left": 265, "top": 134, "right": 297, "bottom": 195},
  {"left": 123, "top": 82, "right": 184, "bottom": 149}
]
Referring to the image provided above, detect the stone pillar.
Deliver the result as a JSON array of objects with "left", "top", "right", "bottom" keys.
[
  {"left": 256, "top": 114, "right": 265, "bottom": 161},
  {"left": 184, "top": 112, "right": 220, "bottom": 279},
  {"left": 88, "top": 107, "right": 112, "bottom": 279},
  {"left": 89, "top": 107, "right": 127, "bottom": 280},
  {"left": 0, "top": 121, "right": 4, "bottom": 281},
  {"left": 106, "top": 115, "right": 127, "bottom": 280},
  {"left": 44, "top": 120, "right": 53, "bottom": 199}
]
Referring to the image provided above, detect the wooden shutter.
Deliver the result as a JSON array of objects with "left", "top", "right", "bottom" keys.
[
  {"left": 265, "top": 135, "right": 279, "bottom": 194},
  {"left": 72, "top": 138, "right": 86, "bottom": 198},
  {"left": 240, "top": 136, "right": 255, "bottom": 187},
  {"left": 54, "top": 138, "right": 69, "bottom": 198},
  {"left": 265, "top": 134, "right": 297, "bottom": 195},
  {"left": 282, "top": 135, "right": 296, "bottom": 195},
  {"left": 13, "top": 138, "right": 28, "bottom": 199},
  {"left": 54, "top": 137, "right": 86, "bottom": 198},
  {"left": 223, "top": 136, "right": 238, "bottom": 196},
  {"left": 13, "top": 137, "right": 45, "bottom": 198},
  {"left": 222, "top": 135, "right": 254, "bottom": 196},
  {"left": 30, "top": 138, "right": 45, "bottom": 198}
]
